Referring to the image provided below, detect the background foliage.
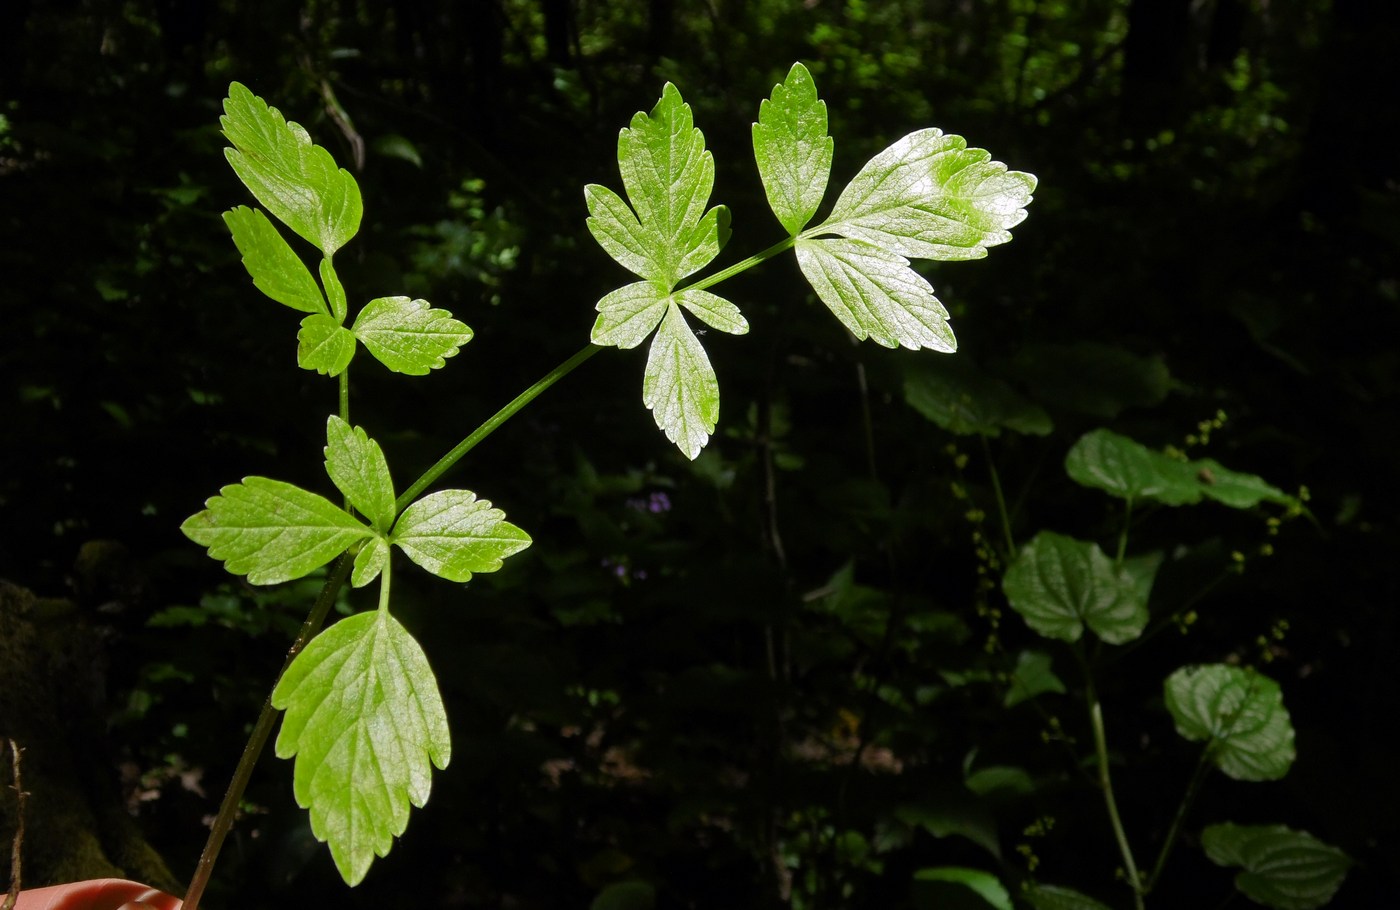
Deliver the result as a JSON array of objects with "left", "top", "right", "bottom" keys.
[{"left": 2, "top": 1, "right": 1397, "bottom": 908}]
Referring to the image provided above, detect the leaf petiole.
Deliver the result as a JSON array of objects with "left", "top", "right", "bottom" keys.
[{"left": 679, "top": 236, "right": 796, "bottom": 294}]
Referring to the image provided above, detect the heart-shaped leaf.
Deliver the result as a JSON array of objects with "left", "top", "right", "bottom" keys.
[
  {"left": 1164, "top": 664, "right": 1296, "bottom": 781},
  {"left": 1002, "top": 532, "right": 1158, "bottom": 645},
  {"left": 1201, "top": 822, "right": 1352, "bottom": 910}
]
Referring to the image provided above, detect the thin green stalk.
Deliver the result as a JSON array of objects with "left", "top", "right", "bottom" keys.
[
  {"left": 1144, "top": 746, "right": 1213, "bottom": 894},
  {"left": 377, "top": 555, "right": 393, "bottom": 614},
  {"left": 1116, "top": 497, "right": 1133, "bottom": 566},
  {"left": 339, "top": 369, "right": 350, "bottom": 425},
  {"left": 182, "top": 553, "right": 354, "bottom": 910},
  {"left": 979, "top": 432, "right": 1017, "bottom": 557},
  {"left": 680, "top": 236, "right": 796, "bottom": 293},
  {"left": 1083, "top": 671, "right": 1146, "bottom": 910},
  {"left": 395, "top": 343, "right": 602, "bottom": 511}
]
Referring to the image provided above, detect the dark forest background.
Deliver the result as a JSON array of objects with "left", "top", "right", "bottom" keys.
[{"left": 2, "top": 1, "right": 1398, "bottom": 908}]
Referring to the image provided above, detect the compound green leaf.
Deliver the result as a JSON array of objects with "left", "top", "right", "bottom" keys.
[
  {"left": 324, "top": 416, "right": 396, "bottom": 531},
  {"left": 643, "top": 301, "right": 719, "bottom": 460},
  {"left": 588, "top": 83, "right": 725, "bottom": 288},
  {"left": 1004, "top": 650, "right": 1066, "bottom": 708},
  {"left": 752, "top": 61, "right": 832, "bottom": 235},
  {"left": 351, "top": 296, "right": 473, "bottom": 375},
  {"left": 180, "top": 477, "right": 371, "bottom": 584},
  {"left": 815, "top": 128, "right": 1036, "bottom": 262},
  {"left": 1023, "top": 885, "right": 1114, "bottom": 910},
  {"left": 320, "top": 257, "right": 347, "bottom": 323},
  {"left": 1164, "top": 664, "right": 1296, "bottom": 781},
  {"left": 1002, "top": 531, "right": 1155, "bottom": 645},
  {"left": 1202, "top": 823, "right": 1352, "bottom": 910},
  {"left": 222, "top": 206, "right": 327, "bottom": 315},
  {"left": 591, "top": 281, "right": 669, "bottom": 349},
  {"left": 351, "top": 537, "right": 389, "bottom": 588},
  {"left": 676, "top": 288, "right": 749, "bottom": 335},
  {"left": 1064, "top": 429, "right": 1202, "bottom": 505},
  {"left": 902, "top": 356, "right": 1051, "bottom": 437},
  {"left": 271, "top": 610, "right": 450, "bottom": 886},
  {"left": 912, "top": 868, "right": 1012, "bottom": 910},
  {"left": 297, "top": 314, "right": 357, "bottom": 376},
  {"left": 795, "top": 237, "right": 956, "bottom": 351},
  {"left": 221, "top": 82, "right": 363, "bottom": 256},
  {"left": 392, "top": 490, "right": 532, "bottom": 583}
]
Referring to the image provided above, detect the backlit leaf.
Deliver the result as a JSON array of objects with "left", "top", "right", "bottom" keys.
[
  {"left": 272, "top": 610, "right": 450, "bottom": 885},
  {"left": 753, "top": 61, "right": 832, "bottom": 235},
  {"left": 392, "top": 490, "right": 532, "bottom": 583},
  {"left": 221, "top": 82, "right": 363, "bottom": 256},
  {"left": 1002, "top": 532, "right": 1157, "bottom": 644},
  {"left": 795, "top": 237, "right": 956, "bottom": 351},
  {"left": 351, "top": 296, "right": 473, "bottom": 375},
  {"left": 817, "top": 128, "right": 1036, "bottom": 261},
  {"left": 591, "top": 281, "right": 669, "bottom": 349},
  {"left": 1202, "top": 823, "right": 1352, "bottom": 910},
  {"left": 676, "top": 288, "right": 749, "bottom": 335},
  {"left": 223, "top": 206, "right": 326, "bottom": 314},
  {"left": 643, "top": 301, "right": 719, "bottom": 460},
  {"left": 324, "top": 416, "right": 395, "bottom": 531},
  {"left": 181, "top": 477, "right": 371, "bottom": 584},
  {"left": 297, "top": 314, "right": 357, "bottom": 376},
  {"left": 1164, "top": 664, "right": 1295, "bottom": 781},
  {"left": 587, "top": 83, "right": 725, "bottom": 289}
]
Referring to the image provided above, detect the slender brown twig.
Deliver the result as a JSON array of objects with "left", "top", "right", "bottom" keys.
[{"left": 3, "top": 738, "right": 25, "bottom": 910}]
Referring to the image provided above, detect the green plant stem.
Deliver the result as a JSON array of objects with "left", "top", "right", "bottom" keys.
[
  {"left": 1116, "top": 497, "right": 1133, "bottom": 566},
  {"left": 395, "top": 343, "right": 602, "bottom": 511},
  {"left": 1083, "top": 671, "right": 1146, "bottom": 909},
  {"left": 182, "top": 553, "right": 354, "bottom": 910},
  {"left": 680, "top": 236, "right": 796, "bottom": 293},
  {"left": 1144, "top": 746, "right": 1213, "bottom": 894},
  {"left": 339, "top": 370, "right": 350, "bottom": 425},
  {"left": 979, "top": 432, "right": 1017, "bottom": 557},
  {"left": 184, "top": 344, "right": 605, "bottom": 907}
]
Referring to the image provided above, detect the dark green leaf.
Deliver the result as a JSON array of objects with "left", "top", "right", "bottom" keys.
[
  {"left": 903, "top": 356, "right": 1051, "bottom": 436},
  {"left": 1002, "top": 531, "right": 1156, "bottom": 644},
  {"left": 272, "top": 610, "right": 450, "bottom": 885},
  {"left": 1164, "top": 664, "right": 1295, "bottom": 781},
  {"left": 1004, "top": 650, "right": 1066, "bottom": 708},
  {"left": 912, "top": 868, "right": 1011, "bottom": 910},
  {"left": 1064, "top": 429, "right": 1201, "bottom": 505},
  {"left": 1004, "top": 342, "right": 1172, "bottom": 418},
  {"left": 1202, "top": 823, "right": 1352, "bottom": 910},
  {"left": 590, "top": 881, "right": 657, "bottom": 910},
  {"left": 1023, "top": 885, "right": 1114, "bottom": 910}
]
